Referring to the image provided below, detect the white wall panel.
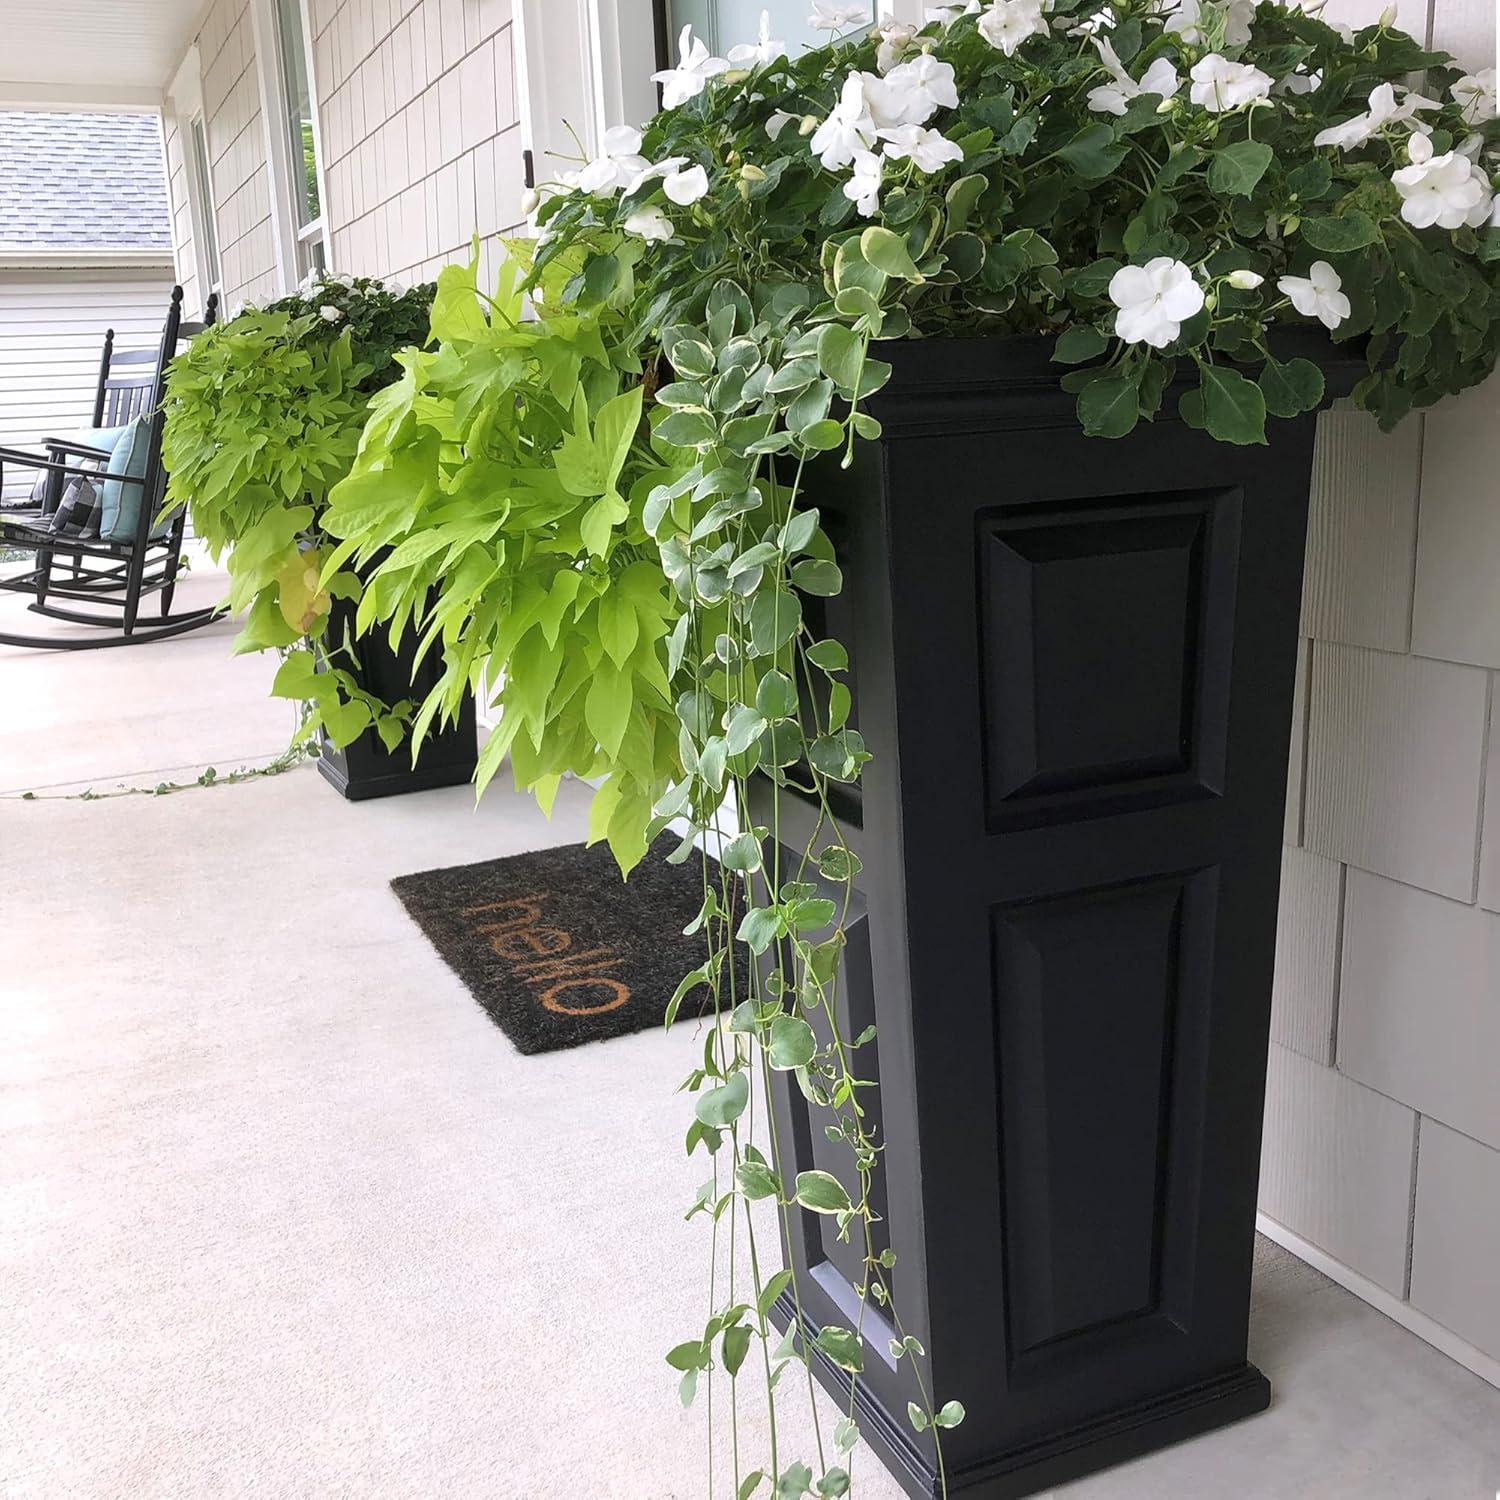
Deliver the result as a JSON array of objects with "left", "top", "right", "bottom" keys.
[
  {"left": 1270, "top": 848, "right": 1343, "bottom": 1066},
  {"left": 1258, "top": 1042, "right": 1418, "bottom": 1296},
  {"left": 1409, "top": 1119, "right": 1500, "bottom": 1363},
  {"left": 1339, "top": 870, "right": 1500, "bottom": 1152},
  {"left": 1304, "top": 644, "right": 1488, "bottom": 901},
  {"left": 1301, "top": 407, "right": 1421, "bottom": 653},
  {"left": 1411, "top": 379, "right": 1500, "bottom": 669}
]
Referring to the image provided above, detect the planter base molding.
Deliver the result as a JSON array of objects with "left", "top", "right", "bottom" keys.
[{"left": 760, "top": 334, "right": 1364, "bottom": 1500}]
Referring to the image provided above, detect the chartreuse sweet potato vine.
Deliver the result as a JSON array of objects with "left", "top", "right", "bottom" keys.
[
  {"left": 161, "top": 271, "right": 434, "bottom": 749},
  {"left": 319, "top": 2, "right": 1497, "bottom": 1494}
]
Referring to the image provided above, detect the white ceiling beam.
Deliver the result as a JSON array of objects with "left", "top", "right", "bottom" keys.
[{"left": 0, "top": 80, "right": 163, "bottom": 112}]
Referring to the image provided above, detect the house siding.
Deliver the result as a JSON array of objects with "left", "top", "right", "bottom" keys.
[
  {"left": 168, "top": 0, "right": 525, "bottom": 308},
  {"left": 0, "top": 267, "right": 174, "bottom": 503},
  {"left": 1261, "top": 0, "right": 1500, "bottom": 1381}
]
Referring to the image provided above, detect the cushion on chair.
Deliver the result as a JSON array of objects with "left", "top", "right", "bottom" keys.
[
  {"left": 30, "top": 426, "right": 129, "bottom": 516},
  {"left": 98, "top": 414, "right": 166, "bottom": 543},
  {"left": 47, "top": 471, "right": 104, "bottom": 538}
]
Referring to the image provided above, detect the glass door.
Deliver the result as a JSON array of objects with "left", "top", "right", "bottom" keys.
[{"left": 662, "top": 0, "right": 876, "bottom": 57}]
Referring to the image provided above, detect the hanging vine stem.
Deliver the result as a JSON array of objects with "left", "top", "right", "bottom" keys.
[{"left": 661, "top": 290, "right": 962, "bottom": 1500}]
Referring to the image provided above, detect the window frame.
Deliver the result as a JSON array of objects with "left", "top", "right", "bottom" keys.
[
  {"left": 186, "top": 111, "right": 224, "bottom": 300},
  {"left": 250, "top": 0, "right": 331, "bottom": 290}
]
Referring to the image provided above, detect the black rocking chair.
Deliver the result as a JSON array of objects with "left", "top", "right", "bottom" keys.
[{"left": 0, "top": 286, "right": 220, "bottom": 650}]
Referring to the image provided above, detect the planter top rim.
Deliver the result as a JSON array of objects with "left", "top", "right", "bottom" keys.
[{"left": 867, "top": 327, "right": 1368, "bottom": 404}]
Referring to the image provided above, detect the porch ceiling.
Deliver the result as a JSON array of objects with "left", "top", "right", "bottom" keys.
[{"left": 0, "top": 0, "right": 202, "bottom": 113}]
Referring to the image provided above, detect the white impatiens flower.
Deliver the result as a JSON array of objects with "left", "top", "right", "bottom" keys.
[
  {"left": 1452, "top": 69, "right": 1497, "bottom": 125},
  {"left": 927, "top": 2, "right": 982, "bottom": 21},
  {"left": 577, "top": 125, "right": 651, "bottom": 194},
  {"left": 519, "top": 186, "right": 542, "bottom": 216},
  {"left": 624, "top": 205, "right": 674, "bottom": 242},
  {"left": 1109, "top": 258, "right": 1205, "bottom": 347},
  {"left": 810, "top": 0, "right": 869, "bottom": 30},
  {"left": 1277, "top": 66, "right": 1322, "bottom": 95},
  {"left": 728, "top": 11, "right": 787, "bottom": 65},
  {"left": 1227, "top": 268, "right": 1264, "bottom": 289},
  {"left": 811, "top": 72, "right": 878, "bottom": 169},
  {"left": 864, "top": 53, "right": 960, "bottom": 128},
  {"left": 1392, "top": 148, "right": 1492, "bottom": 229},
  {"left": 1189, "top": 54, "right": 1273, "bottom": 112},
  {"left": 624, "top": 155, "right": 686, "bottom": 195},
  {"left": 881, "top": 123, "right": 966, "bottom": 172},
  {"left": 977, "top": 0, "right": 1050, "bottom": 56},
  {"left": 1086, "top": 36, "right": 1180, "bottom": 116},
  {"left": 1164, "top": 0, "right": 1255, "bottom": 47},
  {"left": 1313, "top": 81, "right": 1439, "bottom": 148},
  {"left": 663, "top": 163, "right": 710, "bottom": 204},
  {"left": 876, "top": 21, "right": 918, "bottom": 72},
  {"left": 651, "top": 26, "right": 730, "bottom": 109},
  {"left": 318, "top": 305, "right": 343, "bottom": 323},
  {"left": 844, "top": 149, "right": 885, "bottom": 215},
  {"left": 1277, "top": 261, "right": 1350, "bottom": 329},
  {"left": 766, "top": 110, "right": 796, "bottom": 139}
]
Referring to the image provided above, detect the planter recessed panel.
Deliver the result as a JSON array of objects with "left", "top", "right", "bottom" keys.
[
  {"left": 992, "top": 866, "right": 1216, "bottom": 1370},
  {"left": 978, "top": 488, "right": 1239, "bottom": 829}
]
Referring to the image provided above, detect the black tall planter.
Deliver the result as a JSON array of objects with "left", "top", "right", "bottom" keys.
[
  {"left": 317, "top": 594, "right": 478, "bottom": 801},
  {"left": 757, "top": 334, "right": 1364, "bottom": 1499}
]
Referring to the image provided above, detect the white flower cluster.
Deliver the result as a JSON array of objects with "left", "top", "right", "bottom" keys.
[
  {"left": 1086, "top": 35, "right": 1180, "bottom": 115},
  {"left": 1312, "top": 78, "right": 1496, "bottom": 230},
  {"left": 810, "top": 54, "right": 965, "bottom": 217}
]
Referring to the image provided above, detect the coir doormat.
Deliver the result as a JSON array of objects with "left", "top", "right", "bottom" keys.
[{"left": 390, "top": 839, "right": 747, "bottom": 1054}]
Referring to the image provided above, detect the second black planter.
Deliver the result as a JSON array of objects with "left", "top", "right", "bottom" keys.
[
  {"left": 317, "top": 594, "right": 478, "bottom": 801},
  {"left": 756, "top": 334, "right": 1364, "bottom": 1499}
]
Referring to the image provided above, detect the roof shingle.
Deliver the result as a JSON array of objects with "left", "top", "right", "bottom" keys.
[{"left": 0, "top": 111, "right": 172, "bottom": 252}]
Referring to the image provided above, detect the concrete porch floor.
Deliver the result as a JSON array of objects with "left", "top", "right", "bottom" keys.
[{"left": 3, "top": 566, "right": 1500, "bottom": 1500}]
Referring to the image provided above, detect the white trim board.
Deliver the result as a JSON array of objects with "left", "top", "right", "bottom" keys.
[{"left": 1257, "top": 1212, "right": 1500, "bottom": 1391}]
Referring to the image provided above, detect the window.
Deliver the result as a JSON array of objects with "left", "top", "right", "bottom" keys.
[
  {"left": 187, "top": 115, "right": 222, "bottom": 296},
  {"left": 253, "top": 0, "right": 328, "bottom": 283},
  {"left": 656, "top": 0, "right": 876, "bottom": 56}
]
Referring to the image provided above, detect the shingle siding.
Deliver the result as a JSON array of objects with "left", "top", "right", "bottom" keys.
[{"left": 1259, "top": 0, "right": 1500, "bottom": 1387}]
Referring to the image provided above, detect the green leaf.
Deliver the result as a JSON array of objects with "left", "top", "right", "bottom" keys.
[
  {"left": 1078, "top": 374, "right": 1140, "bottom": 438},
  {"left": 1300, "top": 211, "right": 1382, "bottom": 253},
  {"left": 791, "top": 559, "right": 842, "bottom": 596},
  {"left": 749, "top": 589, "right": 802, "bottom": 656},
  {"left": 757, "top": 669, "right": 799, "bottom": 719},
  {"left": 584, "top": 663, "right": 633, "bottom": 757},
  {"left": 797, "top": 419, "right": 843, "bottom": 453},
  {"left": 860, "top": 225, "right": 924, "bottom": 282},
  {"left": 736, "top": 1159, "right": 782, "bottom": 1200},
  {"left": 1208, "top": 141, "right": 1273, "bottom": 199},
  {"left": 737, "top": 904, "right": 782, "bottom": 954},
  {"left": 796, "top": 1169, "right": 852, "bottom": 1214},
  {"left": 1259, "top": 355, "right": 1325, "bottom": 418},
  {"left": 1199, "top": 363, "right": 1267, "bottom": 445},
  {"left": 907, "top": 1402, "right": 929, "bottom": 1432},
  {"left": 695, "top": 1070, "right": 750, "bottom": 1128},
  {"left": 1053, "top": 326, "right": 1108, "bottom": 365},
  {"left": 833, "top": 1416, "right": 859, "bottom": 1454},
  {"left": 720, "top": 832, "right": 764, "bottom": 874},
  {"left": 934, "top": 1400, "right": 966, "bottom": 1428},
  {"left": 768, "top": 1015, "right": 817, "bottom": 1070},
  {"left": 1057, "top": 123, "right": 1126, "bottom": 180},
  {"left": 739, "top": 1471, "right": 766, "bottom": 1500},
  {"left": 817, "top": 324, "right": 865, "bottom": 391},
  {"left": 817, "top": 845, "right": 862, "bottom": 881},
  {"left": 805, "top": 638, "right": 847, "bottom": 672},
  {"left": 666, "top": 1340, "right": 706, "bottom": 1372},
  {"left": 722, "top": 1324, "right": 753, "bottom": 1377},
  {"left": 816, "top": 1469, "right": 850, "bottom": 1498},
  {"left": 777, "top": 1463, "right": 813, "bottom": 1499},
  {"left": 757, "top": 1269, "right": 793, "bottom": 1320},
  {"left": 814, "top": 1325, "right": 864, "bottom": 1373}
]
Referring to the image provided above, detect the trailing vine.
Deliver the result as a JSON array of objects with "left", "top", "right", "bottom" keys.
[{"left": 300, "top": 3, "right": 1495, "bottom": 1495}]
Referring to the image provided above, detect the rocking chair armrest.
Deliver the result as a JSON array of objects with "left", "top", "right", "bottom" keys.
[
  {"left": 0, "top": 446, "right": 142, "bottom": 485},
  {"left": 41, "top": 435, "right": 114, "bottom": 461}
]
